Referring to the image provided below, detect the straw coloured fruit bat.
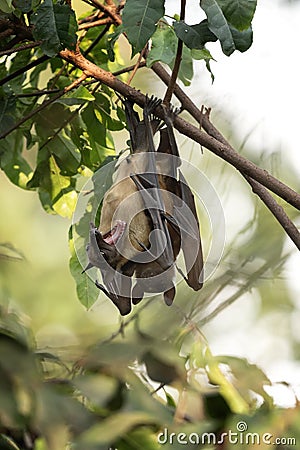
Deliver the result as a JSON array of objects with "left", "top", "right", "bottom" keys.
[{"left": 84, "top": 96, "right": 203, "bottom": 315}]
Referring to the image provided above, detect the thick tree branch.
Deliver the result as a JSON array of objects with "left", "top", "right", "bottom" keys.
[
  {"left": 243, "top": 175, "right": 300, "bottom": 250},
  {"left": 174, "top": 117, "right": 300, "bottom": 210},
  {"left": 59, "top": 48, "right": 300, "bottom": 212}
]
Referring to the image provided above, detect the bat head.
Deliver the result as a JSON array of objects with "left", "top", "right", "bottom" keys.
[{"left": 85, "top": 221, "right": 126, "bottom": 271}]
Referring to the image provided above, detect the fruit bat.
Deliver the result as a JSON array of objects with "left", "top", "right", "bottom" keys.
[{"left": 84, "top": 96, "right": 203, "bottom": 315}]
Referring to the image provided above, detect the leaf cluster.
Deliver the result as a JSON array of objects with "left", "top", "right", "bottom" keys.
[
  {"left": 0, "top": 0, "right": 257, "bottom": 218},
  {"left": 1, "top": 305, "right": 300, "bottom": 450}
]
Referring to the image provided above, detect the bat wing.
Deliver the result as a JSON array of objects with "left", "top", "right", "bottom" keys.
[
  {"left": 177, "top": 171, "right": 203, "bottom": 290},
  {"left": 96, "top": 276, "right": 132, "bottom": 316},
  {"left": 158, "top": 106, "right": 204, "bottom": 291}
]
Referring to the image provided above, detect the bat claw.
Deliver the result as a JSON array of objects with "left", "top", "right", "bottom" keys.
[
  {"left": 162, "top": 103, "right": 182, "bottom": 125},
  {"left": 144, "top": 95, "right": 162, "bottom": 118}
]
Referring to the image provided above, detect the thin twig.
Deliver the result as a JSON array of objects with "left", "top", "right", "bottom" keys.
[
  {"left": 100, "top": 297, "right": 153, "bottom": 344},
  {"left": 82, "top": 24, "right": 111, "bottom": 56},
  {"left": 112, "top": 61, "right": 146, "bottom": 76},
  {"left": 78, "top": 11, "right": 100, "bottom": 25},
  {"left": 88, "top": 0, "right": 122, "bottom": 25},
  {"left": 15, "top": 89, "right": 61, "bottom": 98},
  {"left": 127, "top": 47, "right": 147, "bottom": 85},
  {"left": 38, "top": 74, "right": 88, "bottom": 152},
  {"left": 79, "top": 17, "right": 112, "bottom": 30},
  {"left": 0, "top": 41, "right": 41, "bottom": 57},
  {"left": 0, "top": 73, "right": 88, "bottom": 140},
  {"left": 199, "top": 258, "right": 288, "bottom": 326},
  {"left": 163, "top": 0, "right": 185, "bottom": 106},
  {"left": 0, "top": 54, "right": 49, "bottom": 87},
  {"left": 243, "top": 174, "right": 300, "bottom": 250}
]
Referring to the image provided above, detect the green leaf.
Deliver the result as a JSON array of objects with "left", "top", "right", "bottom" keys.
[
  {"left": 0, "top": 94, "right": 16, "bottom": 137},
  {"left": 76, "top": 412, "right": 158, "bottom": 447},
  {"left": 200, "top": 0, "right": 235, "bottom": 56},
  {"left": 82, "top": 342, "right": 146, "bottom": 373},
  {"left": 0, "top": 242, "right": 25, "bottom": 262},
  {"left": 191, "top": 47, "right": 213, "bottom": 61},
  {"left": 204, "top": 348, "right": 250, "bottom": 414},
  {"left": 31, "top": 0, "right": 77, "bottom": 57},
  {"left": 49, "top": 157, "right": 77, "bottom": 217},
  {"left": 8, "top": 49, "right": 33, "bottom": 93},
  {"left": 93, "top": 92, "right": 125, "bottom": 131},
  {"left": 74, "top": 374, "right": 118, "bottom": 407},
  {"left": 169, "top": 44, "right": 193, "bottom": 86},
  {"left": 119, "top": 428, "right": 161, "bottom": 450},
  {"left": 45, "top": 131, "right": 81, "bottom": 175},
  {"left": 92, "top": 155, "right": 117, "bottom": 202},
  {"left": 200, "top": 0, "right": 254, "bottom": 55},
  {"left": 82, "top": 103, "right": 116, "bottom": 168},
  {"left": 230, "top": 24, "right": 253, "bottom": 52},
  {"left": 217, "top": 0, "right": 257, "bottom": 31},
  {"left": 57, "top": 85, "right": 95, "bottom": 106},
  {"left": 0, "top": 435, "right": 21, "bottom": 450},
  {"left": 0, "top": 0, "right": 13, "bottom": 12},
  {"left": 13, "top": 0, "right": 32, "bottom": 13},
  {"left": 143, "top": 351, "right": 182, "bottom": 384},
  {"left": 107, "top": 27, "right": 123, "bottom": 62},
  {"left": 0, "top": 132, "right": 32, "bottom": 189},
  {"left": 216, "top": 356, "right": 274, "bottom": 407},
  {"left": 173, "top": 20, "right": 217, "bottom": 50},
  {"left": 69, "top": 225, "right": 99, "bottom": 309},
  {"left": 27, "top": 153, "right": 77, "bottom": 217},
  {"left": 146, "top": 25, "right": 177, "bottom": 67},
  {"left": 35, "top": 103, "right": 81, "bottom": 175},
  {"left": 122, "top": 0, "right": 165, "bottom": 55}
]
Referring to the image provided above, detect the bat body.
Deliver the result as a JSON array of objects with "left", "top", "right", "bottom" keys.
[{"left": 85, "top": 97, "right": 203, "bottom": 315}]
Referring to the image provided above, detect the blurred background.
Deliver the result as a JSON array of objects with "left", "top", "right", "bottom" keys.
[{"left": 1, "top": 0, "right": 300, "bottom": 407}]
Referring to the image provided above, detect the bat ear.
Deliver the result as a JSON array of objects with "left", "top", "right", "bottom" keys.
[{"left": 81, "top": 262, "right": 94, "bottom": 274}]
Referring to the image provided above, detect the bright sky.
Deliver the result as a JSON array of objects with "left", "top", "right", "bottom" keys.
[{"left": 165, "top": 0, "right": 300, "bottom": 406}]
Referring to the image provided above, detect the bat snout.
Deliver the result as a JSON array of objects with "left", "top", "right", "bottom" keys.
[{"left": 102, "top": 220, "right": 126, "bottom": 246}]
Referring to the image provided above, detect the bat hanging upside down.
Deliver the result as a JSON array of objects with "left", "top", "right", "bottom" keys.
[{"left": 84, "top": 96, "right": 204, "bottom": 315}]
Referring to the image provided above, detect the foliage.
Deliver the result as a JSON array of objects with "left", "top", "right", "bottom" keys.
[
  {"left": 0, "top": 305, "right": 300, "bottom": 450},
  {"left": 0, "top": 0, "right": 257, "bottom": 219},
  {"left": 0, "top": 0, "right": 300, "bottom": 449}
]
